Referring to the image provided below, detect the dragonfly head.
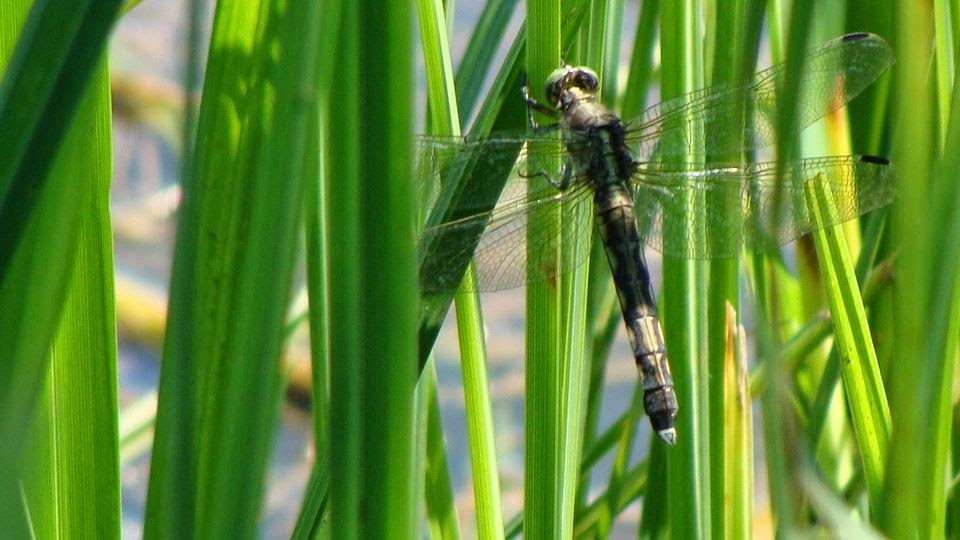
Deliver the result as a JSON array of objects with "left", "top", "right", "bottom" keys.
[{"left": 544, "top": 65, "right": 600, "bottom": 109}]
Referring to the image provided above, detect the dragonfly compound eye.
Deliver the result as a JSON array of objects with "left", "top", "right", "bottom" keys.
[
  {"left": 544, "top": 65, "right": 601, "bottom": 106},
  {"left": 570, "top": 66, "right": 599, "bottom": 93},
  {"left": 544, "top": 65, "right": 574, "bottom": 106}
]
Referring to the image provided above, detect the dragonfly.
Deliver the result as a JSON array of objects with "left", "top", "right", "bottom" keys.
[{"left": 417, "top": 33, "right": 895, "bottom": 445}]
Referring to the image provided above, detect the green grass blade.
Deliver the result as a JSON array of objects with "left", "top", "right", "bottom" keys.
[
  {"left": 454, "top": 272, "right": 506, "bottom": 538},
  {"left": 0, "top": 0, "right": 123, "bottom": 281},
  {"left": 883, "top": 20, "right": 960, "bottom": 537},
  {"left": 421, "top": 359, "right": 462, "bottom": 540},
  {"left": 145, "top": 0, "right": 324, "bottom": 536},
  {"left": 804, "top": 173, "right": 891, "bottom": 510},
  {"left": 417, "top": 0, "right": 502, "bottom": 534},
  {"left": 290, "top": 461, "right": 330, "bottom": 540},
  {"left": 524, "top": 0, "right": 567, "bottom": 537},
  {"left": 881, "top": 2, "right": 940, "bottom": 537},
  {"left": 659, "top": 1, "right": 708, "bottom": 537},
  {"left": 935, "top": 0, "right": 955, "bottom": 145},
  {"left": 620, "top": 0, "right": 658, "bottom": 118},
  {"left": 455, "top": 0, "right": 520, "bottom": 121},
  {"left": 0, "top": 3, "right": 118, "bottom": 532},
  {"left": 593, "top": 383, "right": 643, "bottom": 537},
  {"left": 356, "top": 0, "right": 418, "bottom": 534},
  {"left": 916, "top": 67, "right": 960, "bottom": 540},
  {"left": 762, "top": 1, "right": 815, "bottom": 532},
  {"left": 19, "top": 61, "right": 118, "bottom": 539},
  {"left": 326, "top": 0, "right": 362, "bottom": 535},
  {"left": 705, "top": 5, "right": 763, "bottom": 538}
]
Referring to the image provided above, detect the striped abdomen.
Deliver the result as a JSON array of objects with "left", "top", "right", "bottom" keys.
[{"left": 593, "top": 183, "right": 679, "bottom": 445}]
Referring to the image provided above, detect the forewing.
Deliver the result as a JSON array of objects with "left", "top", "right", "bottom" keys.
[
  {"left": 633, "top": 155, "right": 895, "bottom": 259},
  {"left": 626, "top": 33, "right": 894, "bottom": 159},
  {"left": 418, "top": 131, "right": 575, "bottom": 222},
  {"left": 419, "top": 181, "right": 595, "bottom": 293}
]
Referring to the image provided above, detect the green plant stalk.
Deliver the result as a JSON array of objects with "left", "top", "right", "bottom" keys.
[
  {"left": 620, "top": 0, "right": 659, "bottom": 118},
  {"left": 934, "top": 0, "right": 955, "bottom": 145},
  {"left": 904, "top": 25, "right": 960, "bottom": 537},
  {"left": 704, "top": 4, "right": 762, "bottom": 538},
  {"left": 524, "top": 0, "right": 565, "bottom": 538},
  {"left": 804, "top": 174, "right": 890, "bottom": 511},
  {"left": 21, "top": 60, "right": 118, "bottom": 540},
  {"left": 724, "top": 306, "right": 754, "bottom": 539},
  {"left": 421, "top": 360, "right": 462, "bottom": 540},
  {"left": 638, "top": 442, "right": 669, "bottom": 538},
  {"left": 882, "top": 1, "right": 938, "bottom": 536},
  {"left": 574, "top": 459, "right": 648, "bottom": 537},
  {"left": 561, "top": 2, "right": 601, "bottom": 533},
  {"left": 303, "top": 0, "right": 341, "bottom": 460},
  {"left": 290, "top": 460, "right": 330, "bottom": 540},
  {"left": 294, "top": 94, "right": 331, "bottom": 535},
  {"left": 325, "top": 0, "right": 362, "bottom": 535},
  {"left": 196, "top": 0, "right": 322, "bottom": 532},
  {"left": 454, "top": 0, "right": 520, "bottom": 122},
  {"left": 357, "top": 0, "right": 418, "bottom": 534},
  {"left": 748, "top": 258, "right": 893, "bottom": 396},
  {"left": 0, "top": 0, "right": 122, "bottom": 282},
  {"left": 594, "top": 382, "right": 644, "bottom": 537},
  {"left": 417, "top": 0, "right": 503, "bottom": 533},
  {"left": 0, "top": 3, "right": 118, "bottom": 533},
  {"left": 763, "top": 0, "right": 814, "bottom": 532},
  {"left": 146, "top": 2, "right": 261, "bottom": 535},
  {"left": 147, "top": 0, "right": 325, "bottom": 536},
  {"left": 659, "top": 1, "right": 708, "bottom": 537},
  {"left": 453, "top": 271, "right": 505, "bottom": 538},
  {"left": 558, "top": 213, "right": 591, "bottom": 536}
]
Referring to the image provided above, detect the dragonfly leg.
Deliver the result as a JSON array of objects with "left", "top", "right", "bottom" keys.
[
  {"left": 519, "top": 162, "right": 572, "bottom": 191},
  {"left": 521, "top": 74, "right": 558, "bottom": 128}
]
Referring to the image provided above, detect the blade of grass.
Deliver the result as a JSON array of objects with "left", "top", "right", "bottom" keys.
[
  {"left": 326, "top": 0, "right": 362, "bottom": 534},
  {"left": 455, "top": 0, "right": 520, "bottom": 122},
  {"left": 705, "top": 4, "right": 763, "bottom": 538},
  {"left": 881, "top": 1, "right": 939, "bottom": 536},
  {"left": 723, "top": 303, "right": 753, "bottom": 538},
  {"left": 524, "top": 0, "right": 564, "bottom": 536},
  {"left": 304, "top": 0, "right": 342, "bottom": 454},
  {"left": 417, "top": 0, "right": 502, "bottom": 534},
  {"left": 559, "top": 3, "right": 599, "bottom": 535},
  {"left": 763, "top": 0, "right": 815, "bottom": 532},
  {"left": 804, "top": 172, "right": 891, "bottom": 510},
  {"left": 290, "top": 461, "right": 330, "bottom": 540},
  {"left": 422, "top": 359, "right": 462, "bottom": 540},
  {"left": 659, "top": 1, "right": 708, "bottom": 537},
  {"left": 20, "top": 60, "right": 118, "bottom": 539},
  {"left": 0, "top": 0, "right": 123, "bottom": 281},
  {"left": 935, "top": 0, "right": 955, "bottom": 145},
  {"left": 357, "top": 0, "right": 418, "bottom": 533},
  {"left": 0, "top": 2, "right": 119, "bottom": 532},
  {"left": 890, "top": 28, "right": 960, "bottom": 538},
  {"left": 145, "top": 0, "right": 325, "bottom": 536}
]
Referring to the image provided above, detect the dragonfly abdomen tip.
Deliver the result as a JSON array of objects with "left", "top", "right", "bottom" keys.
[{"left": 657, "top": 428, "right": 677, "bottom": 446}]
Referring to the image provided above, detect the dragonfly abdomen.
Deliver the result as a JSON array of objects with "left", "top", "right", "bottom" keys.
[{"left": 593, "top": 183, "right": 679, "bottom": 445}]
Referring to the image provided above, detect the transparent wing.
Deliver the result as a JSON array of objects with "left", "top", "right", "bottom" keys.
[
  {"left": 633, "top": 155, "right": 895, "bottom": 259},
  {"left": 418, "top": 130, "right": 578, "bottom": 221},
  {"left": 419, "top": 178, "right": 595, "bottom": 293},
  {"left": 625, "top": 33, "right": 894, "bottom": 159},
  {"left": 418, "top": 128, "right": 599, "bottom": 293}
]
